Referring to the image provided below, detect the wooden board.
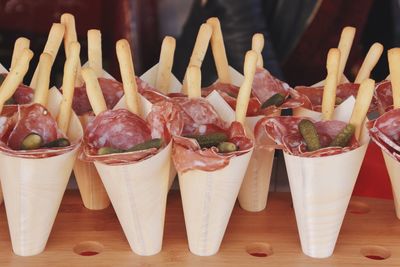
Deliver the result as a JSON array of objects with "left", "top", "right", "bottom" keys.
[{"left": 0, "top": 191, "right": 399, "bottom": 266}]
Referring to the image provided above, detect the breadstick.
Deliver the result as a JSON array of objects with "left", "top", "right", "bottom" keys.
[
  {"left": 30, "top": 23, "right": 65, "bottom": 88},
  {"left": 182, "top": 23, "right": 212, "bottom": 93},
  {"left": 88, "top": 29, "right": 103, "bottom": 77},
  {"left": 322, "top": 48, "right": 341, "bottom": 121},
  {"left": 155, "top": 36, "right": 176, "bottom": 94},
  {"left": 235, "top": 50, "right": 258, "bottom": 125},
  {"left": 207, "top": 17, "right": 231, "bottom": 84},
  {"left": 388, "top": 48, "right": 400, "bottom": 109},
  {"left": 354, "top": 43, "right": 383, "bottom": 83},
  {"left": 116, "top": 39, "right": 141, "bottom": 116},
  {"left": 61, "top": 13, "right": 83, "bottom": 86},
  {"left": 0, "top": 49, "right": 33, "bottom": 113},
  {"left": 337, "top": 26, "right": 356, "bottom": 83},
  {"left": 33, "top": 53, "right": 53, "bottom": 107},
  {"left": 349, "top": 78, "right": 375, "bottom": 140},
  {"left": 10, "top": 37, "right": 30, "bottom": 71},
  {"left": 252, "top": 33, "right": 264, "bottom": 68},
  {"left": 57, "top": 42, "right": 81, "bottom": 134},
  {"left": 187, "top": 65, "right": 201, "bottom": 99},
  {"left": 81, "top": 67, "right": 107, "bottom": 115}
]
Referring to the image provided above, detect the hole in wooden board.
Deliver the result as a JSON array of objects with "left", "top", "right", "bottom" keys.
[
  {"left": 246, "top": 242, "right": 273, "bottom": 257},
  {"left": 348, "top": 200, "right": 370, "bottom": 214},
  {"left": 360, "top": 245, "right": 391, "bottom": 260},
  {"left": 73, "top": 241, "right": 104, "bottom": 256}
]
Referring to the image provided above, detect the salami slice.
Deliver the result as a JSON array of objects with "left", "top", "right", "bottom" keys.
[
  {"left": 0, "top": 104, "right": 78, "bottom": 158},
  {"left": 72, "top": 78, "right": 124, "bottom": 115},
  {"left": 369, "top": 108, "right": 400, "bottom": 161},
  {"left": 170, "top": 97, "right": 228, "bottom": 135},
  {"left": 1, "top": 73, "right": 34, "bottom": 105},
  {"left": 172, "top": 121, "right": 253, "bottom": 173},
  {"left": 136, "top": 77, "right": 169, "bottom": 104},
  {"left": 375, "top": 80, "right": 393, "bottom": 114},
  {"left": 295, "top": 82, "right": 377, "bottom": 113},
  {"left": 255, "top": 116, "right": 359, "bottom": 157},
  {"left": 202, "top": 82, "right": 261, "bottom": 116}
]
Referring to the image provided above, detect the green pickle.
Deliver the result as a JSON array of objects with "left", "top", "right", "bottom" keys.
[
  {"left": 298, "top": 119, "right": 321, "bottom": 151},
  {"left": 185, "top": 132, "right": 228, "bottom": 148},
  {"left": 218, "top": 142, "right": 237, "bottom": 153},
  {"left": 42, "top": 138, "right": 71, "bottom": 148},
  {"left": 329, "top": 124, "right": 355, "bottom": 147},
  {"left": 127, "top": 138, "right": 163, "bottom": 152},
  {"left": 98, "top": 147, "right": 124, "bottom": 155},
  {"left": 261, "top": 93, "right": 285, "bottom": 109},
  {"left": 21, "top": 133, "right": 43, "bottom": 150}
]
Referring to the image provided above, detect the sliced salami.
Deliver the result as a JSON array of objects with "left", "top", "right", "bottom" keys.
[
  {"left": 72, "top": 78, "right": 124, "bottom": 115},
  {"left": 1, "top": 73, "right": 34, "bottom": 105},
  {"left": 0, "top": 104, "right": 78, "bottom": 158},
  {"left": 136, "top": 77, "right": 169, "bottom": 103},
  {"left": 375, "top": 80, "right": 393, "bottom": 114},
  {"left": 172, "top": 121, "right": 253, "bottom": 173},
  {"left": 369, "top": 108, "right": 400, "bottom": 161},
  {"left": 255, "top": 116, "right": 359, "bottom": 157}
]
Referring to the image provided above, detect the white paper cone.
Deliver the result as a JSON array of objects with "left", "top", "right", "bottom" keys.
[
  {"left": 179, "top": 150, "right": 253, "bottom": 256},
  {"left": 284, "top": 97, "right": 369, "bottom": 258},
  {"left": 382, "top": 151, "right": 400, "bottom": 219},
  {"left": 0, "top": 88, "right": 83, "bottom": 256},
  {"left": 94, "top": 142, "right": 172, "bottom": 256},
  {"left": 238, "top": 114, "right": 278, "bottom": 212}
]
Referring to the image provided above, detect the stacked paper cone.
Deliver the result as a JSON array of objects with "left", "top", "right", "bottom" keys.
[
  {"left": 238, "top": 113, "right": 279, "bottom": 211},
  {"left": 179, "top": 150, "right": 253, "bottom": 256},
  {"left": 382, "top": 152, "right": 400, "bottom": 219},
  {"left": 94, "top": 142, "right": 172, "bottom": 256},
  {"left": 0, "top": 88, "right": 83, "bottom": 256}
]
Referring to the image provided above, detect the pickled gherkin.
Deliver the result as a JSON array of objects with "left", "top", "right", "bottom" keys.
[
  {"left": 185, "top": 132, "right": 228, "bottom": 148},
  {"left": 329, "top": 124, "right": 355, "bottom": 147},
  {"left": 298, "top": 119, "right": 321, "bottom": 151},
  {"left": 218, "top": 142, "right": 237, "bottom": 153},
  {"left": 21, "top": 133, "right": 43, "bottom": 150},
  {"left": 261, "top": 93, "right": 285, "bottom": 109},
  {"left": 127, "top": 138, "right": 163, "bottom": 152}
]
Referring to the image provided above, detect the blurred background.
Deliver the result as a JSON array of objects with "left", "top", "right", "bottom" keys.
[{"left": 0, "top": 0, "right": 397, "bottom": 87}]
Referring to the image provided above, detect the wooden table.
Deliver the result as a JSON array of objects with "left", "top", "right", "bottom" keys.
[{"left": 0, "top": 191, "right": 399, "bottom": 266}]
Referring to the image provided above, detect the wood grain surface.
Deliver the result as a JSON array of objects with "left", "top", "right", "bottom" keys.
[{"left": 0, "top": 191, "right": 399, "bottom": 266}]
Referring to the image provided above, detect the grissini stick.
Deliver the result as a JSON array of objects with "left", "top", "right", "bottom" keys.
[
  {"left": 349, "top": 78, "right": 375, "bottom": 140},
  {"left": 207, "top": 17, "right": 231, "bottom": 84},
  {"left": 187, "top": 65, "right": 201, "bottom": 99},
  {"left": 155, "top": 36, "right": 176, "bottom": 94},
  {"left": 33, "top": 53, "right": 53, "bottom": 107},
  {"left": 337, "top": 26, "right": 356, "bottom": 83},
  {"left": 88, "top": 29, "right": 103, "bottom": 78},
  {"left": 57, "top": 42, "right": 81, "bottom": 134},
  {"left": 182, "top": 23, "right": 212, "bottom": 93},
  {"left": 235, "top": 50, "right": 258, "bottom": 125},
  {"left": 388, "top": 48, "right": 400, "bottom": 109},
  {"left": 0, "top": 49, "right": 34, "bottom": 112},
  {"left": 252, "top": 33, "right": 264, "bottom": 68},
  {"left": 321, "top": 48, "right": 341, "bottom": 121},
  {"left": 61, "top": 13, "right": 83, "bottom": 86},
  {"left": 30, "top": 23, "right": 65, "bottom": 88},
  {"left": 116, "top": 39, "right": 141, "bottom": 116},
  {"left": 81, "top": 67, "right": 107, "bottom": 116},
  {"left": 354, "top": 43, "right": 383, "bottom": 83},
  {"left": 10, "top": 37, "right": 30, "bottom": 71}
]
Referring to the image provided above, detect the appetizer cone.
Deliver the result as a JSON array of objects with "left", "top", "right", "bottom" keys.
[
  {"left": 81, "top": 40, "right": 177, "bottom": 255},
  {"left": 257, "top": 49, "right": 374, "bottom": 258},
  {"left": 176, "top": 51, "right": 256, "bottom": 256},
  {"left": 370, "top": 48, "right": 400, "bottom": 219},
  {"left": 0, "top": 45, "right": 83, "bottom": 256}
]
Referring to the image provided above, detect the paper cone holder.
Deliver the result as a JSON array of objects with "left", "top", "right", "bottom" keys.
[
  {"left": 382, "top": 151, "right": 400, "bottom": 219},
  {"left": 94, "top": 142, "right": 172, "bottom": 256}
]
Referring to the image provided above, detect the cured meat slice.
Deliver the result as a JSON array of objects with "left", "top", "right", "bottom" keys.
[
  {"left": 1, "top": 73, "right": 34, "bottom": 105},
  {"left": 255, "top": 116, "right": 359, "bottom": 157},
  {"left": 172, "top": 121, "right": 253, "bottom": 172},
  {"left": 375, "top": 80, "right": 393, "bottom": 113},
  {"left": 73, "top": 78, "right": 124, "bottom": 115},
  {"left": 0, "top": 104, "right": 77, "bottom": 158},
  {"left": 170, "top": 97, "right": 228, "bottom": 135},
  {"left": 369, "top": 108, "right": 400, "bottom": 161},
  {"left": 136, "top": 77, "right": 168, "bottom": 104}
]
